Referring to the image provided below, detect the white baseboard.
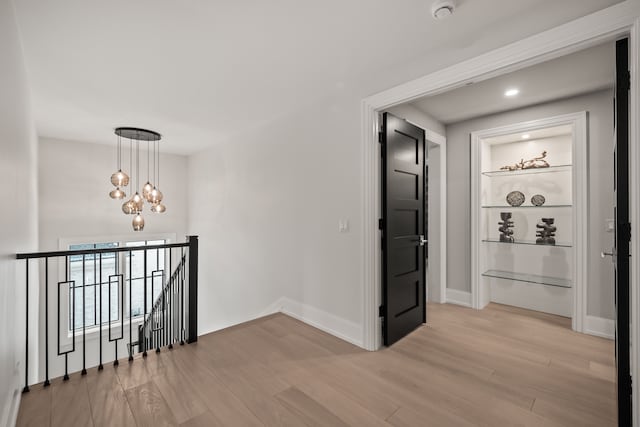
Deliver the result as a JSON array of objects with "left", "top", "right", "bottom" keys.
[
  {"left": 197, "top": 298, "right": 364, "bottom": 350},
  {"left": 272, "top": 297, "right": 364, "bottom": 348},
  {"left": 257, "top": 298, "right": 287, "bottom": 318},
  {"left": 446, "top": 288, "right": 472, "bottom": 307},
  {"left": 585, "top": 315, "right": 615, "bottom": 340}
]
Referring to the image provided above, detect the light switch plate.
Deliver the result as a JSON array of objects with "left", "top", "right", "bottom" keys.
[{"left": 338, "top": 219, "right": 349, "bottom": 233}]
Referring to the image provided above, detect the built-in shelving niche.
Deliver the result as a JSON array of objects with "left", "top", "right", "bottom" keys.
[{"left": 476, "top": 126, "right": 576, "bottom": 318}]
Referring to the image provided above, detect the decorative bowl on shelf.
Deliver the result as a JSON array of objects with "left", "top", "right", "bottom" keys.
[
  {"left": 531, "top": 194, "right": 546, "bottom": 206},
  {"left": 506, "top": 190, "right": 525, "bottom": 207}
]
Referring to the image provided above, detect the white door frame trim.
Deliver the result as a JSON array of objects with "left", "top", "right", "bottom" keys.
[
  {"left": 361, "top": 3, "right": 640, "bottom": 423},
  {"left": 399, "top": 116, "right": 448, "bottom": 307},
  {"left": 470, "top": 112, "right": 588, "bottom": 332},
  {"left": 425, "top": 130, "right": 447, "bottom": 308}
]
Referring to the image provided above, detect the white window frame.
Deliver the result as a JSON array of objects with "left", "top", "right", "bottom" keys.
[{"left": 57, "top": 233, "right": 176, "bottom": 346}]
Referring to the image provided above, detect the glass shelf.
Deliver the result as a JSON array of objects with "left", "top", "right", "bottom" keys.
[
  {"left": 482, "top": 269, "right": 572, "bottom": 288},
  {"left": 482, "top": 164, "right": 572, "bottom": 177},
  {"left": 482, "top": 238, "right": 571, "bottom": 248},
  {"left": 481, "top": 204, "right": 572, "bottom": 209}
]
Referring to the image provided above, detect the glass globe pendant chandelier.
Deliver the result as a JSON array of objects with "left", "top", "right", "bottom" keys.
[{"left": 109, "top": 127, "right": 166, "bottom": 231}]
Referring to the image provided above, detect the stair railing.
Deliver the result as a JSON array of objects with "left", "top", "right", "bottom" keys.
[
  {"left": 15, "top": 235, "right": 198, "bottom": 392},
  {"left": 135, "top": 251, "right": 187, "bottom": 355}
]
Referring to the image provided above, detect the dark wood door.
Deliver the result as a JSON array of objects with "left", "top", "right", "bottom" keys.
[
  {"left": 614, "top": 37, "right": 631, "bottom": 427},
  {"left": 381, "top": 112, "right": 426, "bottom": 346}
]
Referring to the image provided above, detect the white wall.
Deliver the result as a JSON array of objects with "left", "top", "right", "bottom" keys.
[
  {"left": 188, "top": 90, "right": 369, "bottom": 343},
  {"left": 0, "top": 0, "right": 38, "bottom": 425},
  {"left": 446, "top": 89, "right": 615, "bottom": 320},
  {"left": 37, "top": 138, "right": 188, "bottom": 379}
]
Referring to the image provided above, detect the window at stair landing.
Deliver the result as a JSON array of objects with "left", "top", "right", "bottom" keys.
[{"left": 67, "top": 239, "right": 166, "bottom": 332}]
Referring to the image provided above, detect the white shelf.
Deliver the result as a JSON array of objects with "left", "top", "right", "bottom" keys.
[
  {"left": 482, "top": 270, "right": 572, "bottom": 288},
  {"left": 482, "top": 204, "right": 572, "bottom": 209},
  {"left": 482, "top": 238, "right": 571, "bottom": 248},
  {"left": 482, "top": 164, "right": 572, "bottom": 177}
]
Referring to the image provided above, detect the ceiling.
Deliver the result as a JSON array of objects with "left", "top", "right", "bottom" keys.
[
  {"left": 411, "top": 42, "right": 615, "bottom": 124},
  {"left": 14, "top": 0, "right": 621, "bottom": 154}
]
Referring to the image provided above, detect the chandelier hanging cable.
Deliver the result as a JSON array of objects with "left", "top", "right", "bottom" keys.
[{"left": 109, "top": 127, "right": 165, "bottom": 231}]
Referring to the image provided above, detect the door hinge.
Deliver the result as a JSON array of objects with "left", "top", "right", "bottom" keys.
[
  {"left": 630, "top": 375, "right": 633, "bottom": 395},
  {"left": 624, "top": 70, "right": 631, "bottom": 91},
  {"left": 379, "top": 305, "right": 385, "bottom": 317},
  {"left": 378, "top": 218, "right": 384, "bottom": 230},
  {"left": 618, "top": 70, "right": 631, "bottom": 91},
  {"left": 378, "top": 131, "right": 383, "bottom": 143}
]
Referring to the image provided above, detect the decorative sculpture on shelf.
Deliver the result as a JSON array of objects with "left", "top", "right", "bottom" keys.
[
  {"left": 499, "top": 212, "right": 515, "bottom": 243},
  {"left": 536, "top": 218, "right": 556, "bottom": 245},
  {"left": 500, "top": 151, "right": 550, "bottom": 171}
]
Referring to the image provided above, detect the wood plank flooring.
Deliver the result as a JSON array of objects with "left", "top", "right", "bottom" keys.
[{"left": 16, "top": 303, "right": 616, "bottom": 426}]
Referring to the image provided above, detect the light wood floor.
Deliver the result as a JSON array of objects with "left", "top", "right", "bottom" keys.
[{"left": 17, "top": 303, "right": 616, "bottom": 427}]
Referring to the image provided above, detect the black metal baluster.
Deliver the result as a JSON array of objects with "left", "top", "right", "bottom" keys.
[
  {"left": 162, "top": 249, "right": 166, "bottom": 349},
  {"left": 180, "top": 247, "right": 184, "bottom": 345},
  {"left": 169, "top": 249, "right": 173, "bottom": 349},
  {"left": 129, "top": 249, "right": 133, "bottom": 361},
  {"left": 98, "top": 253, "right": 103, "bottom": 370},
  {"left": 81, "top": 255, "right": 87, "bottom": 375},
  {"left": 23, "top": 259, "right": 29, "bottom": 393},
  {"left": 129, "top": 250, "right": 135, "bottom": 354},
  {"left": 108, "top": 274, "right": 123, "bottom": 366},
  {"left": 156, "top": 287, "right": 162, "bottom": 353},
  {"left": 93, "top": 250, "right": 97, "bottom": 331},
  {"left": 65, "top": 256, "right": 70, "bottom": 381},
  {"left": 187, "top": 236, "right": 198, "bottom": 344},
  {"left": 44, "top": 258, "right": 50, "bottom": 386},
  {"left": 143, "top": 249, "right": 148, "bottom": 357},
  {"left": 118, "top": 267, "right": 124, "bottom": 366}
]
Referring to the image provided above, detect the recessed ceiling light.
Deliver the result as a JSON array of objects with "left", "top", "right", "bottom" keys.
[
  {"left": 521, "top": 134, "right": 530, "bottom": 139},
  {"left": 504, "top": 88, "right": 519, "bottom": 97}
]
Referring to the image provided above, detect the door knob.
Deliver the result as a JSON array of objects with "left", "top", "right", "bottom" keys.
[
  {"left": 601, "top": 251, "right": 614, "bottom": 258},
  {"left": 419, "top": 235, "right": 427, "bottom": 246}
]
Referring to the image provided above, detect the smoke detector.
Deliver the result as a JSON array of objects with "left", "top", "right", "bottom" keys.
[{"left": 431, "top": 0, "right": 456, "bottom": 20}]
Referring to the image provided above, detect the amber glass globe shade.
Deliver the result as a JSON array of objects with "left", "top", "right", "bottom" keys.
[
  {"left": 142, "top": 182, "right": 154, "bottom": 201},
  {"left": 151, "top": 202, "right": 166, "bottom": 213},
  {"left": 122, "top": 198, "right": 136, "bottom": 215},
  {"left": 132, "top": 192, "right": 144, "bottom": 212},
  {"left": 149, "top": 187, "right": 163, "bottom": 204},
  {"left": 110, "top": 170, "right": 129, "bottom": 187},
  {"left": 132, "top": 213, "right": 145, "bottom": 231},
  {"left": 109, "top": 187, "right": 126, "bottom": 200}
]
